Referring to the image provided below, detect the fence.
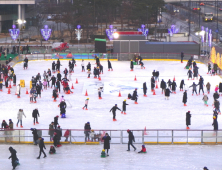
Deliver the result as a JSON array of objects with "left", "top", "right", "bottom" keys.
[{"left": 0, "top": 129, "right": 222, "bottom": 145}]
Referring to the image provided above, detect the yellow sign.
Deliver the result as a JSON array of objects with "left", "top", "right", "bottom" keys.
[{"left": 20, "top": 80, "right": 25, "bottom": 87}]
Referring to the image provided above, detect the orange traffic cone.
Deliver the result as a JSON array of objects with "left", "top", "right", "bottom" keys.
[
  {"left": 118, "top": 90, "right": 121, "bottom": 97},
  {"left": 153, "top": 90, "right": 156, "bottom": 95},
  {"left": 85, "top": 90, "right": 88, "bottom": 96},
  {"left": 71, "top": 83, "right": 74, "bottom": 89},
  {"left": 26, "top": 88, "right": 29, "bottom": 94},
  {"left": 8, "top": 82, "right": 12, "bottom": 88},
  {"left": 155, "top": 83, "right": 158, "bottom": 89},
  {"left": 98, "top": 76, "right": 101, "bottom": 81},
  {"left": 134, "top": 75, "right": 137, "bottom": 81},
  {"left": 7, "top": 88, "right": 11, "bottom": 94},
  {"left": 144, "top": 126, "right": 148, "bottom": 135},
  {"left": 173, "top": 76, "right": 176, "bottom": 81},
  {"left": 75, "top": 78, "right": 78, "bottom": 84}
]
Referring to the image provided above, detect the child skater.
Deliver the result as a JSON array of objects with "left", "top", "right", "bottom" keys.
[
  {"left": 82, "top": 98, "right": 89, "bottom": 110},
  {"left": 138, "top": 145, "right": 146, "bottom": 153},
  {"left": 49, "top": 146, "right": 56, "bottom": 154}
]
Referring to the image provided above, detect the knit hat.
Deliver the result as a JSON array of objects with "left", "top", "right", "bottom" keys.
[{"left": 127, "top": 129, "right": 130, "bottom": 132}]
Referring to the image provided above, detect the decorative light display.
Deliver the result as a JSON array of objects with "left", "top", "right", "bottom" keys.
[
  {"left": 138, "top": 24, "right": 149, "bottom": 37},
  {"left": 41, "top": 25, "right": 52, "bottom": 41},
  {"left": 201, "top": 26, "right": 205, "bottom": 43},
  {"left": 75, "top": 25, "right": 82, "bottom": 41},
  {"left": 209, "top": 29, "right": 212, "bottom": 47},
  {"left": 106, "top": 25, "right": 117, "bottom": 40},
  {"left": 168, "top": 25, "right": 179, "bottom": 36},
  {"left": 9, "top": 25, "right": 20, "bottom": 40},
  {"left": 205, "top": 27, "right": 208, "bottom": 43}
]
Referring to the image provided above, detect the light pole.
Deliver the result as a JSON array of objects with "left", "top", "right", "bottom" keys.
[
  {"left": 195, "top": 30, "right": 205, "bottom": 56},
  {"left": 146, "top": 6, "right": 149, "bottom": 29}
]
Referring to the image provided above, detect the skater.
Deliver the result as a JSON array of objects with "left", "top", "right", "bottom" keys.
[
  {"left": 143, "top": 82, "right": 147, "bottom": 96},
  {"left": 214, "top": 100, "right": 221, "bottom": 114},
  {"left": 202, "top": 94, "right": 209, "bottom": 106},
  {"left": 56, "top": 80, "right": 61, "bottom": 93},
  {"left": 181, "top": 51, "right": 184, "bottom": 63},
  {"left": 152, "top": 70, "right": 156, "bottom": 80},
  {"left": 197, "top": 79, "right": 204, "bottom": 95},
  {"left": 179, "top": 79, "right": 185, "bottom": 91},
  {"left": 57, "top": 71, "right": 62, "bottom": 81},
  {"left": 108, "top": 59, "right": 113, "bottom": 71},
  {"left": 187, "top": 68, "right": 193, "bottom": 80},
  {"left": 48, "top": 122, "right": 54, "bottom": 141},
  {"left": 102, "top": 133, "right": 111, "bottom": 156},
  {"left": 130, "top": 60, "right": 134, "bottom": 71},
  {"left": 213, "top": 91, "right": 219, "bottom": 101},
  {"left": 213, "top": 63, "right": 218, "bottom": 75},
  {"left": 59, "top": 100, "right": 67, "bottom": 113},
  {"left": 43, "top": 79, "right": 47, "bottom": 90},
  {"left": 193, "top": 66, "right": 199, "bottom": 79},
  {"left": 56, "top": 59, "right": 62, "bottom": 71},
  {"left": 110, "top": 104, "right": 121, "bottom": 121},
  {"left": 87, "top": 69, "right": 91, "bottom": 78},
  {"left": 86, "top": 62, "right": 91, "bottom": 71},
  {"left": 90, "top": 129, "right": 95, "bottom": 142},
  {"left": 155, "top": 71, "right": 159, "bottom": 82},
  {"left": 16, "top": 109, "right": 26, "bottom": 128},
  {"left": 53, "top": 88, "right": 58, "bottom": 101},
  {"left": 16, "top": 84, "right": 21, "bottom": 98},
  {"left": 165, "top": 88, "right": 171, "bottom": 100},
  {"left": 63, "top": 68, "right": 68, "bottom": 77},
  {"left": 96, "top": 56, "right": 100, "bottom": 66},
  {"left": 151, "top": 77, "right": 155, "bottom": 91},
  {"left": 82, "top": 98, "right": 89, "bottom": 110},
  {"left": 81, "top": 59, "right": 85, "bottom": 72},
  {"left": 55, "top": 126, "right": 62, "bottom": 146},
  {"left": 160, "top": 79, "right": 166, "bottom": 94},
  {"left": 36, "top": 73, "right": 41, "bottom": 81},
  {"left": 189, "top": 82, "right": 198, "bottom": 95},
  {"left": 167, "top": 79, "right": 172, "bottom": 89},
  {"left": 121, "top": 99, "right": 129, "bottom": 114},
  {"left": 36, "top": 84, "right": 41, "bottom": 98},
  {"left": 127, "top": 129, "right": 136, "bottom": 151},
  {"left": 186, "top": 111, "right": 191, "bottom": 129},
  {"left": 219, "top": 82, "right": 222, "bottom": 96},
  {"left": 13, "top": 74, "right": 16, "bottom": 86},
  {"left": 128, "top": 93, "right": 132, "bottom": 99},
  {"left": 183, "top": 90, "right": 188, "bottom": 106},
  {"left": 33, "top": 88, "right": 37, "bottom": 103},
  {"left": 37, "top": 137, "right": 47, "bottom": 159},
  {"left": 50, "top": 75, "right": 56, "bottom": 88},
  {"left": 84, "top": 122, "right": 91, "bottom": 142},
  {"left": 212, "top": 115, "right": 218, "bottom": 131},
  {"left": 206, "top": 82, "right": 211, "bottom": 94},
  {"left": 171, "top": 80, "right": 177, "bottom": 94},
  {"left": 207, "top": 63, "right": 211, "bottom": 74},
  {"left": 132, "top": 88, "right": 138, "bottom": 104},
  {"left": 31, "top": 128, "right": 39, "bottom": 145},
  {"left": 49, "top": 146, "right": 56, "bottom": 154},
  {"left": 98, "top": 86, "right": 103, "bottom": 99},
  {"left": 138, "top": 145, "right": 146, "bottom": 153},
  {"left": 54, "top": 115, "right": 59, "bottom": 129},
  {"left": 52, "top": 61, "right": 56, "bottom": 73},
  {"left": 8, "top": 147, "right": 19, "bottom": 170},
  {"left": 32, "top": 108, "right": 40, "bottom": 125}
]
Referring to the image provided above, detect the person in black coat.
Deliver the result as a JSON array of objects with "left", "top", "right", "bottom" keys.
[
  {"left": 165, "top": 88, "right": 171, "bottom": 100},
  {"left": 36, "top": 84, "right": 41, "bottom": 98},
  {"left": 130, "top": 60, "right": 134, "bottom": 71},
  {"left": 167, "top": 79, "right": 172, "bottom": 89},
  {"left": 56, "top": 80, "right": 60, "bottom": 93},
  {"left": 151, "top": 77, "right": 155, "bottom": 91},
  {"left": 181, "top": 52, "right": 184, "bottom": 63},
  {"left": 84, "top": 122, "right": 91, "bottom": 142},
  {"left": 37, "top": 137, "right": 47, "bottom": 159},
  {"left": 13, "top": 74, "right": 16, "bottom": 86},
  {"left": 197, "top": 79, "right": 204, "bottom": 95},
  {"left": 127, "top": 129, "right": 136, "bottom": 151},
  {"left": 53, "top": 132, "right": 59, "bottom": 147},
  {"left": 96, "top": 56, "right": 100, "bottom": 66},
  {"left": 31, "top": 128, "right": 39, "bottom": 145},
  {"left": 193, "top": 66, "right": 199, "bottom": 79},
  {"left": 54, "top": 116, "right": 59, "bottom": 129},
  {"left": 132, "top": 88, "right": 138, "bottom": 103},
  {"left": 57, "top": 72, "right": 62, "bottom": 81},
  {"left": 99, "top": 64, "right": 103, "bottom": 74},
  {"left": 187, "top": 69, "right": 193, "bottom": 80},
  {"left": 212, "top": 114, "right": 218, "bottom": 131},
  {"left": 108, "top": 59, "right": 113, "bottom": 71},
  {"left": 102, "top": 133, "right": 111, "bottom": 156},
  {"left": 171, "top": 80, "right": 177, "bottom": 93},
  {"left": 8, "top": 147, "right": 19, "bottom": 170},
  {"left": 186, "top": 111, "right": 191, "bottom": 129},
  {"left": 121, "top": 100, "right": 129, "bottom": 114},
  {"left": 52, "top": 61, "right": 56, "bottom": 73},
  {"left": 207, "top": 63, "right": 211, "bottom": 74},
  {"left": 183, "top": 90, "right": 188, "bottom": 106},
  {"left": 155, "top": 71, "right": 159, "bottom": 82},
  {"left": 160, "top": 79, "right": 166, "bottom": 94},
  {"left": 219, "top": 82, "right": 222, "bottom": 95},
  {"left": 87, "top": 62, "right": 91, "bottom": 71},
  {"left": 52, "top": 88, "right": 57, "bottom": 101},
  {"left": 179, "top": 79, "right": 185, "bottom": 91},
  {"left": 32, "top": 108, "right": 40, "bottom": 125},
  {"left": 56, "top": 59, "right": 62, "bottom": 71},
  {"left": 143, "top": 82, "right": 147, "bottom": 96},
  {"left": 50, "top": 75, "right": 56, "bottom": 88},
  {"left": 110, "top": 104, "right": 121, "bottom": 121},
  {"left": 189, "top": 82, "right": 198, "bottom": 95},
  {"left": 213, "top": 91, "right": 219, "bottom": 101},
  {"left": 214, "top": 100, "right": 220, "bottom": 113}
]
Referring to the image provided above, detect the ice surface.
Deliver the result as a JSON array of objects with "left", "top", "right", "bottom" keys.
[
  {"left": 0, "top": 144, "right": 221, "bottom": 170},
  {"left": 1, "top": 60, "right": 221, "bottom": 130}
]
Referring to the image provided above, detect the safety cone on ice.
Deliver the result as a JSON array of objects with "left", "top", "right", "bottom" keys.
[
  {"left": 75, "top": 78, "right": 78, "bottom": 84},
  {"left": 155, "top": 83, "right": 158, "bottom": 89},
  {"left": 134, "top": 75, "right": 137, "bottom": 81},
  {"left": 144, "top": 126, "right": 148, "bottom": 135},
  {"left": 71, "top": 83, "right": 74, "bottom": 89},
  {"left": 173, "top": 76, "right": 176, "bottom": 81},
  {"left": 7, "top": 88, "right": 11, "bottom": 94},
  {"left": 118, "top": 90, "right": 121, "bottom": 97},
  {"left": 26, "top": 88, "right": 29, "bottom": 94},
  {"left": 153, "top": 90, "right": 156, "bottom": 95},
  {"left": 85, "top": 90, "right": 88, "bottom": 96},
  {"left": 98, "top": 76, "right": 101, "bottom": 81}
]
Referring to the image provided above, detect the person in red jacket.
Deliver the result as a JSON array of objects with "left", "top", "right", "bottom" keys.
[{"left": 138, "top": 145, "right": 146, "bottom": 153}]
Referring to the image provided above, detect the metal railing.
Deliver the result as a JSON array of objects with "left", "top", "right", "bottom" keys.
[{"left": 0, "top": 129, "right": 222, "bottom": 144}]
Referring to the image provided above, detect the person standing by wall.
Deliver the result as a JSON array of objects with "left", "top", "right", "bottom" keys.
[
  {"left": 126, "top": 129, "right": 136, "bottom": 151},
  {"left": 102, "top": 133, "right": 111, "bottom": 156}
]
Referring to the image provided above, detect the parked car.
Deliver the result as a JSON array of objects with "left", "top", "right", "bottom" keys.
[
  {"left": 219, "top": 8, "right": 222, "bottom": 11},
  {"left": 193, "top": 8, "right": 201, "bottom": 11},
  {"left": 174, "top": 9, "right": 179, "bottom": 13},
  {"left": 52, "top": 42, "right": 69, "bottom": 52}
]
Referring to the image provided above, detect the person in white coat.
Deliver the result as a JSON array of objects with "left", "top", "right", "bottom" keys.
[
  {"left": 16, "top": 84, "right": 21, "bottom": 98},
  {"left": 17, "top": 109, "right": 26, "bottom": 128},
  {"left": 81, "top": 59, "right": 85, "bottom": 72}
]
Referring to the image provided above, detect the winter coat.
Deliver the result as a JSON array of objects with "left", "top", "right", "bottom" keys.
[
  {"left": 202, "top": 95, "right": 208, "bottom": 102},
  {"left": 189, "top": 83, "right": 198, "bottom": 91},
  {"left": 128, "top": 131, "right": 135, "bottom": 142},
  {"left": 108, "top": 60, "right": 112, "bottom": 68},
  {"left": 17, "top": 111, "right": 26, "bottom": 120},
  {"left": 53, "top": 90, "right": 57, "bottom": 98},
  {"left": 187, "top": 70, "right": 193, "bottom": 77},
  {"left": 186, "top": 112, "right": 191, "bottom": 126},
  {"left": 85, "top": 99, "right": 89, "bottom": 105},
  {"left": 214, "top": 100, "right": 220, "bottom": 110},
  {"left": 206, "top": 82, "right": 211, "bottom": 90},
  {"left": 193, "top": 67, "right": 199, "bottom": 77},
  {"left": 130, "top": 61, "right": 133, "bottom": 68},
  {"left": 90, "top": 132, "right": 95, "bottom": 138},
  {"left": 13, "top": 75, "right": 16, "bottom": 84},
  {"left": 219, "top": 83, "right": 222, "bottom": 93},
  {"left": 160, "top": 80, "right": 166, "bottom": 89},
  {"left": 143, "top": 82, "right": 147, "bottom": 93},
  {"left": 9, "top": 121, "right": 13, "bottom": 129},
  {"left": 9, "top": 147, "right": 17, "bottom": 162},
  {"left": 57, "top": 73, "right": 61, "bottom": 81},
  {"left": 110, "top": 106, "right": 121, "bottom": 113},
  {"left": 180, "top": 80, "right": 185, "bottom": 89},
  {"left": 39, "top": 138, "right": 46, "bottom": 149},
  {"left": 183, "top": 91, "right": 187, "bottom": 103},
  {"left": 32, "top": 109, "right": 39, "bottom": 118},
  {"left": 55, "top": 127, "right": 62, "bottom": 140},
  {"left": 102, "top": 135, "right": 111, "bottom": 149},
  {"left": 213, "top": 92, "right": 219, "bottom": 101},
  {"left": 132, "top": 90, "right": 138, "bottom": 100},
  {"left": 1, "top": 121, "right": 8, "bottom": 128},
  {"left": 151, "top": 77, "right": 155, "bottom": 89},
  {"left": 165, "top": 88, "right": 171, "bottom": 97},
  {"left": 32, "top": 129, "right": 39, "bottom": 140},
  {"left": 16, "top": 85, "right": 21, "bottom": 94},
  {"left": 213, "top": 119, "right": 218, "bottom": 130},
  {"left": 64, "top": 130, "right": 70, "bottom": 137},
  {"left": 54, "top": 117, "right": 58, "bottom": 126},
  {"left": 59, "top": 101, "right": 67, "bottom": 110},
  {"left": 171, "top": 81, "right": 177, "bottom": 91},
  {"left": 36, "top": 85, "right": 41, "bottom": 94},
  {"left": 87, "top": 63, "right": 91, "bottom": 71},
  {"left": 48, "top": 124, "right": 54, "bottom": 136},
  {"left": 84, "top": 123, "right": 91, "bottom": 135},
  {"left": 122, "top": 101, "right": 129, "bottom": 111}
]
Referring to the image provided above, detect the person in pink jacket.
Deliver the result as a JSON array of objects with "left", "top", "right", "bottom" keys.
[
  {"left": 215, "top": 85, "right": 219, "bottom": 92},
  {"left": 82, "top": 98, "right": 89, "bottom": 110}
]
